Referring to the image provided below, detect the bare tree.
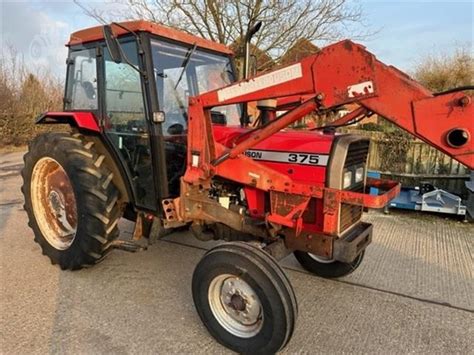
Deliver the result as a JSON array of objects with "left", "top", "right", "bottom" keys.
[
  {"left": 0, "top": 46, "right": 63, "bottom": 146},
  {"left": 77, "top": 0, "right": 371, "bottom": 70}
]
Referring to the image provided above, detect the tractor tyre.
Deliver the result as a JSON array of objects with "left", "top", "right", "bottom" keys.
[
  {"left": 192, "top": 242, "right": 297, "bottom": 354},
  {"left": 294, "top": 250, "right": 365, "bottom": 278},
  {"left": 21, "top": 132, "right": 122, "bottom": 270}
]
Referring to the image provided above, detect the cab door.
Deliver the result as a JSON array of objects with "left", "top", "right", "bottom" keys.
[{"left": 101, "top": 40, "right": 157, "bottom": 209}]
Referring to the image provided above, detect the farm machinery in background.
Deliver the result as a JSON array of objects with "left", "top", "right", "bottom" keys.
[{"left": 21, "top": 20, "right": 473, "bottom": 353}]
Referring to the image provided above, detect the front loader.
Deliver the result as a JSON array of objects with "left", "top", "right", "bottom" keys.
[{"left": 21, "top": 20, "right": 473, "bottom": 353}]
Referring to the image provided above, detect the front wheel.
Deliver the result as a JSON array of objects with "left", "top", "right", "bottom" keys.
[
  {"left": 294, "top": 250, "right": 365, "bottom": 278},
  {"left": 192, "top": 242, "right": 297, "bottom": 354}
]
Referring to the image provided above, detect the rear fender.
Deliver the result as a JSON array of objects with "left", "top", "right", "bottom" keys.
[{"left": 36, "top": 111, "right": 100, "bottom": 132}]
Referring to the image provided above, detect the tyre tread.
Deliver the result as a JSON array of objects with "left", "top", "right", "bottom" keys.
[
  {"left": 294, "top": 250, "right": 365, "bottom": 278},
  {"left": 21, "top": 132, "right": 122, "bottom": 270},
  {"left": 194, "top": 241, "right": 298, "bottom": 353}
]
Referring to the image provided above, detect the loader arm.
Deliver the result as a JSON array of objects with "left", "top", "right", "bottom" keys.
[
  {"left": 186, "top": 40, "right": 473, "bottom": 175},
  {"left": 177, "top": 39, "right": 471, "bottom": 237}
]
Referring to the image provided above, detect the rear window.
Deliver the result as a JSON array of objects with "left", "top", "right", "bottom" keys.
[{"left": 65, "top": 48, "right": 98, "bottom": 110}]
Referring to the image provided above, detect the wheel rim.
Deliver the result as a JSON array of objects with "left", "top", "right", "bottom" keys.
[
  {"left": 30, "top": 157, "right": 77, "bottom": 250},
  {"left": 208, "top": 274, "right": 264, "bottom": 338},
  {"left": 308, "top": 253, "right": 335, "bottom": 263}
]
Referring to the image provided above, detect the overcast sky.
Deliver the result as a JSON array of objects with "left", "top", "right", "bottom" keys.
[{"left": 0, "top": 0, "right": 472, "bottom": 79}]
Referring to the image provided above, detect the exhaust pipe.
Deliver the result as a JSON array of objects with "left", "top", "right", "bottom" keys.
[
  {"left": 241, "top": 21, "right": 262, "bottom": 126},
  {"left": 243, "top": 21, "right": 262, "bottom": 79}
]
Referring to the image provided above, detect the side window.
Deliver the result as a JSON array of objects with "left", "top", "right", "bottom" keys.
[
  {"left": 104, "top": 42, "right": 145, "bottom": 127},
  {"left": 66, "top": 48, "right": 98, "bottom": 110}
]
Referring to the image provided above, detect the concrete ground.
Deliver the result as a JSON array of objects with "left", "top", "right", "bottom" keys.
[{"left": 1, "top": 150, "right": 473, "bottom": 354}]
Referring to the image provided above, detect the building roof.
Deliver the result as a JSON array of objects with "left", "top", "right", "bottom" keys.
[
  {"left": 68, "top": 20, "right": 233, "bottom": 55},
  {"left": 280, "top": 38, "right": 319, "bottom": 66}
]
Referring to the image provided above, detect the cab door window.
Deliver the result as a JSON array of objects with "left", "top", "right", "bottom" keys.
[{"left": 103, "top": 41, "right": 156, "bottom": 209}]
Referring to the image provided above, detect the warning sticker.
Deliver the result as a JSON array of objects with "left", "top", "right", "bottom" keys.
[{"left": 217, "top": 63, "right": 303, "bottom": 102}]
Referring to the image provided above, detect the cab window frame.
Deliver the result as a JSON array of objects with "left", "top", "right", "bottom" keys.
[{"left": 64, "top": 43, "right": 101, "bottom": 114}]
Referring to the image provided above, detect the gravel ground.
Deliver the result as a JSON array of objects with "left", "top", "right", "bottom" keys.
[{"left": 1, "top": 150, "right": 473, "bottom": 354}]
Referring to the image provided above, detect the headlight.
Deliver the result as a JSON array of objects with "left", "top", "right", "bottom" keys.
[
  {"left": 355, "top": 167, "right": 365, "bottom": 183},
  {"left": 343, "top": 170, "right": 352, "bottom": 188}
]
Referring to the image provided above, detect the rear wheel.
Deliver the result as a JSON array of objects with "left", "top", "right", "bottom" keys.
[
  {"left": 21, "top": 132, "right": 122, "bottom": 270},
  {"left": 294, "top": 250, "right": 364, "bottom": 278},
  {"left": 192, "top": 242, "right": 297, "bottom": 354}
]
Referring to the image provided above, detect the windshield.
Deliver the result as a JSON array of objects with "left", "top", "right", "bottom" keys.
[{"left": 151, "top": 39, "right": 240, "bottom": 135}]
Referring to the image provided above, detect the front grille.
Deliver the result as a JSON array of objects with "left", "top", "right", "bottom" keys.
[
  {"left": 340, "top": 140, "right": 369, "bottom": 232},
  {"left": 340, "top": 192, "right": 363, "bottom": 231},
  {"left": 344, "top": 140, "right": 370, "bottom": 168}
]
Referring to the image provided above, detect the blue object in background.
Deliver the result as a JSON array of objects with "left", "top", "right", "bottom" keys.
[
  {"left": 367, "top": 171, "right": 380, "bottom": 195},
  {"left": 368, "top": 170, "right": 417, "bottom": 210},
  {"left": 366, "top": 171, "right": 466, "bottom": 216},
  {"left": 388, "top": 187, "right": 419, "bottom": 210}
]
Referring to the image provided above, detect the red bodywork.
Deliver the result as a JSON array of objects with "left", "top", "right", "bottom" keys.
[
  {"left": 37, "top": 112, "right": 100, "bottom": 132},
  {"left": 40, "top": 25, "right": 472, "bottom": 248},
  {"left": 181, "top": 39, "right": 472, "bottom": 238},
  {"left": 68, "top": 20, "right": 232, "bottom": 55},
  {"left": 213, "top": 125, "right": 333, "bottom": 233},
  {"left": 211, "top": 124, "right": 399, "bottom": 237},
  {"left": 187, "top": 40, "right": 473, "bottom": 171}
]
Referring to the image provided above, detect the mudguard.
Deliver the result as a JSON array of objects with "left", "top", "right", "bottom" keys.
[{"left": 36, "top": 111, "right": 100, "bottom": 132}]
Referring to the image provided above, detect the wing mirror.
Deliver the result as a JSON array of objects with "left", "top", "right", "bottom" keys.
[
  {"left": 103, "top": 25, "right": 122, "bottom": 63},
  {"left": 167, "top": 124, "right": 184, "bottom": 135}
]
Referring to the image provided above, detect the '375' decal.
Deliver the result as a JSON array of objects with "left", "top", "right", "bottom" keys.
[{"left": 245, "top": 150, "right": 329, "bottom": 166}]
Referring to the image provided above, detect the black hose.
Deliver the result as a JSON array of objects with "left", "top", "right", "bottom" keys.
[
  {"left": 311, "top": 111, "right": 372, "bottom": 131},
  {"left": 433, "top": 85, "right": 474, "bottom": 96}
]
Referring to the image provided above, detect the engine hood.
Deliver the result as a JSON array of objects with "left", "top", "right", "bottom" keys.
[{"left": 213, "top": 125, "right": 337, "bottom": 184}]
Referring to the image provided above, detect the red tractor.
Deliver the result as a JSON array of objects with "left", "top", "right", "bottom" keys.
[{"left": 21, "top": 21, "right": 473, "bottom": 353}]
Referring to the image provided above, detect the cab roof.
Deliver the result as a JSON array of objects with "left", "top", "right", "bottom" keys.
[{"left": 68, "top": 20, "right": 233, "bottom": 55}]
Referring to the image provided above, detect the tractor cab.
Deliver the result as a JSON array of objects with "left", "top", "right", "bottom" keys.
[{"left": 64, "top": 21, "right": 240, "bottom": 209}]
